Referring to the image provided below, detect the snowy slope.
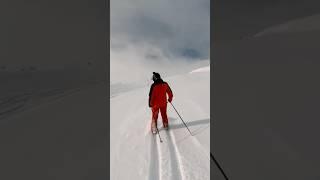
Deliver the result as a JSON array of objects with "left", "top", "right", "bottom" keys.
[{"left": 110, "top": 65, "right": 210, "bottom": 180}]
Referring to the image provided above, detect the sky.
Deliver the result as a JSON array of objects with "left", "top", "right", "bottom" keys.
[{"left": 110, "top": 0, "right": 210, "bottom": 83}]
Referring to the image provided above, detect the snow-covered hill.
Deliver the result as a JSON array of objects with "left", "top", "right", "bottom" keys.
[{"left": 110, "top": 64, "right": 210, "bottom": 180}]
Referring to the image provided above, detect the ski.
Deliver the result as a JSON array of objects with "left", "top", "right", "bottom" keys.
[{"left": 155, "top": 126, "right": 163, "bottom": 143}]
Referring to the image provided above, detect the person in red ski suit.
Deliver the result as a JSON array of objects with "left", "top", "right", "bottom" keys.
[{"left": 149, "top": 72, "right": 173, "bottom": 131}]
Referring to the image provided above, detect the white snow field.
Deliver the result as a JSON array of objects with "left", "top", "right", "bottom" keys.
[{"left": 110, "top": 63, "right": 210, "bottom": 180}]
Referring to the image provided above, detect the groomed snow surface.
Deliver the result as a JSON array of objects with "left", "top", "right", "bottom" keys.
[{"left": 111, "top": 65, "right": 210, "bottom": 180}]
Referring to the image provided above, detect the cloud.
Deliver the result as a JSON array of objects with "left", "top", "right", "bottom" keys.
[
  {"left": 110, "top": 40, "right": 210, "bottom": 84},
  {"left": 111, "top": 0, "right": 210, "bottom": 59},
  {"left": 110, "top": 0, "right": 210, "bottom": 84}
]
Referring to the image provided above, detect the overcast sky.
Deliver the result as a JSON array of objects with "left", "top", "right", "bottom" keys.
[
  {"left": 110, "top": 0, "right": 210, "bottom": 84},
  {"left": 111, "top": 0, "right": 210, "bottom": 60}
]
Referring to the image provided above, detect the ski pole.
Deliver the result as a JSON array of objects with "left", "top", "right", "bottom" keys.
[
  {"left": 211, "top": 152, "right": 229, "bottom": 180},
  {"left": 155, "top": 126, "right": 163, "bottom": 143},
  {"left": 169, "top": 102, "right": 193, "bottom": 136}
]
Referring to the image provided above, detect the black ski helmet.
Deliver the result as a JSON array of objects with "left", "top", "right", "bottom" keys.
[{"left": 152, "top": 72, "right": 161, "bottom": 81}]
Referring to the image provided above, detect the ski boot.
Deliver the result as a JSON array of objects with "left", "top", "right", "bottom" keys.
[
  {"left": 151, "top": 122, "right": 157, "bottom": 134},
  {"left": 163, "top": 123, "right": 169, "bottom": 130}
]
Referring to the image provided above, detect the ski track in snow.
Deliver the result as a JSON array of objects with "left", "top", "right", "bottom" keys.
[
  {"left": 148, "top": 135, "right": 160, "bottom": 180},
  {"left": 127, "top": 93, "right": 210, "bottom": 180},
  {"left": 166, "top": 130, "right": 184, "bottom": 180},
  {"left": 149, "top": 125, "right": 209, "bottom": 180},
  {"left": 151, "top": 128, "right": 183, "bottom": 180}
]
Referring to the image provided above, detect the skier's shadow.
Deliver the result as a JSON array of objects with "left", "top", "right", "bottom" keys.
[
  {"left": 168, "top": 117, "right": 210, "bottom": 134},
  {"left": 165, "top": 117, "right": 210, "bottom": 144}
]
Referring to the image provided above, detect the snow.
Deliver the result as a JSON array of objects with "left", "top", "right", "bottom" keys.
[
  {"left": 189, "top": 66, "right": 210, "bottom": 74},
  {"left": 0, "top": 61, "right": 209, "bottom": 179},
  {"left": 110, "top": 62, "right": 210, "bottom": 180}
]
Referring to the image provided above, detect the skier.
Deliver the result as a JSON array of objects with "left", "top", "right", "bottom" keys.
[{"left": 149, "top": 72, "right": 173, "bottom": 133}]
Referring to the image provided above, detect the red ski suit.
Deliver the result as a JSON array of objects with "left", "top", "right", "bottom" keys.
[{"left": 149, "top": 80, "right": 173, "bottom": 127}]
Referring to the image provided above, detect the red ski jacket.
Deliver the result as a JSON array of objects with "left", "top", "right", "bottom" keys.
[{"left": 149, "top": 79, "right": 173, "bottom": 107}]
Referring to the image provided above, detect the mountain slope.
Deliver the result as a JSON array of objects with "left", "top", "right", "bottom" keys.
[{"left": 110, "top": 65, "right": 210, "bottom": 180}]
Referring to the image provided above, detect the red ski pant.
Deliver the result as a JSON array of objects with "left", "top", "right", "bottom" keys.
[{"left": 151, "top": 105, "right": 168, "bottom": 127}]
